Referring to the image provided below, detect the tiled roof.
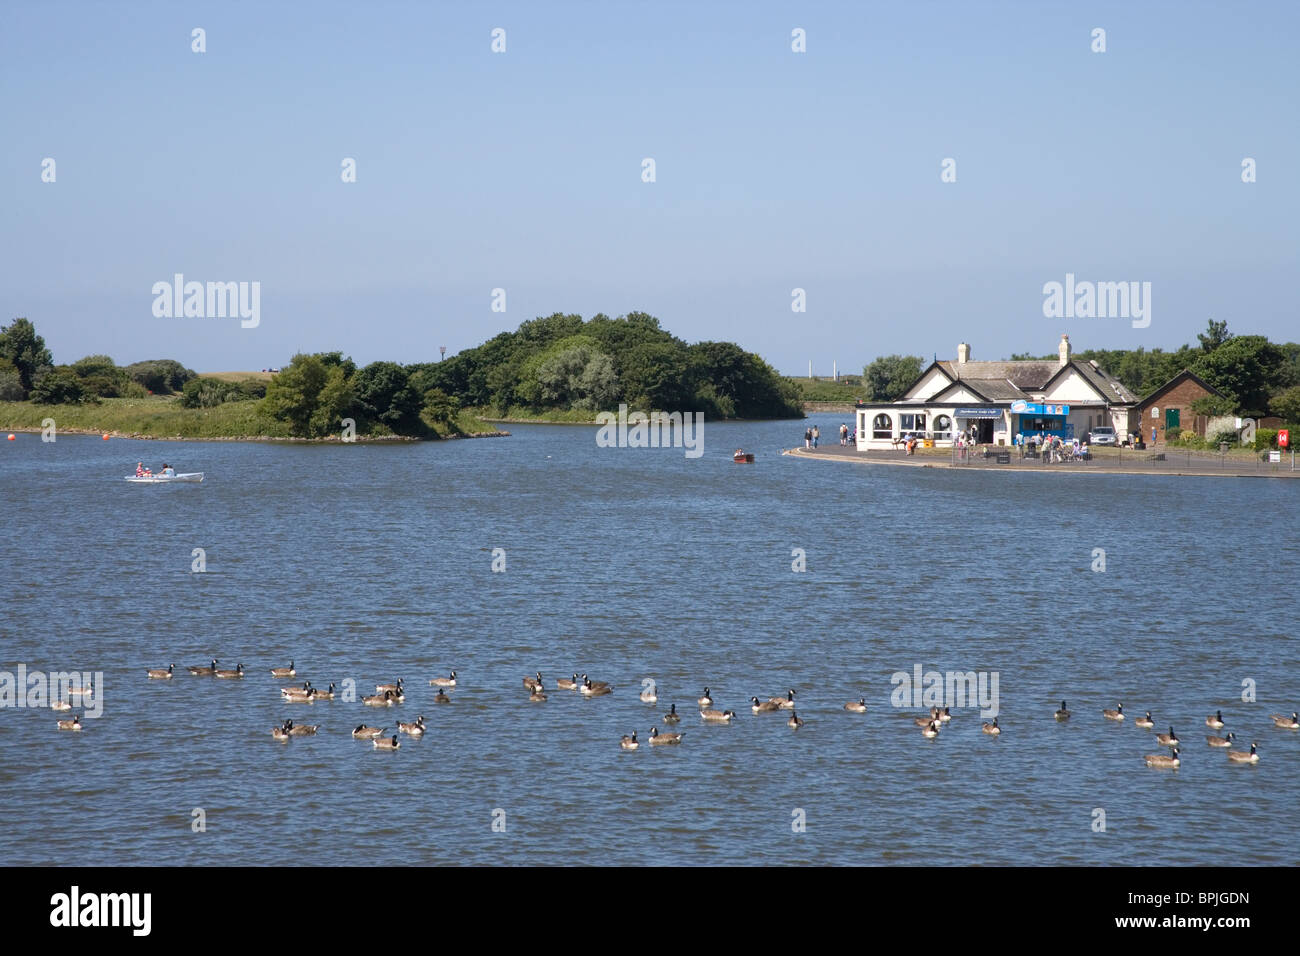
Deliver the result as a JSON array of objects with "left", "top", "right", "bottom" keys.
[{"left": 937, "top": 360, "right": 1058, "bottom": 389}]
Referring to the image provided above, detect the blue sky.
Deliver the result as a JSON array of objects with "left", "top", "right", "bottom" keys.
[{"left": 2, "top": 1, "right": 1295, "bottom": 375}]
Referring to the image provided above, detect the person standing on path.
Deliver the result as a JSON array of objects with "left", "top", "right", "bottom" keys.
[
  {"left": 812, "top": 425, "right": 820, "bottom": 448},
  {"left": 804, "top": 426, "right": 812, "bottom": 448}
]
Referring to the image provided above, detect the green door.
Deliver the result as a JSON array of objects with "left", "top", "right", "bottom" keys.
[{"left": 1166, "top": 408, "right": 1180, "bottom": 430}]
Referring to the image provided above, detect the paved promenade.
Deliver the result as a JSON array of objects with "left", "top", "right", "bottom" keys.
[{"left": 784, "top": 442, "right": 1300, "bottom": 479}]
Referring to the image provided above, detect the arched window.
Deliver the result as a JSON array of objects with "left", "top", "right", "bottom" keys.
[
  {"left": 1151, "top": 406, "right": 1159, "bottom": 419},
  {"left": 933, "top": 415, "right": 952, "bottom": 440},
  {"left": 872, "top": 413, "right": 893, "bottom": 439}
]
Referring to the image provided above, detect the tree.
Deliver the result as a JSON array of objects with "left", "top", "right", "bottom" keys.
[
  {"left": 0, "top": 358, "right": 27, "bottom": 400},
  {"left": 124, "top": 359, "right": 196, "bottom": 394},
  {"left": 535, "top": 345, "right": 619, "bottom": 410},
  {"left": 352, "top": 361, "right": 420, "bottom": 434},
  {"left": 1270, "top": 385, "right": 1300, "bottom": 425},
  {"left": 1193, "top": 336, "right": 1287, "bottom": 417},
  {"left": 0, "top": 318, "right": 53, "bottom": 393},
  {"left": 29, "top": 368, "right": 88, "bottom": 405},
  {"left": 863, "top": 354, "right": 923, "bottom": 402},
  {"left": 260, "top": 354, "right": 331, "bottom": 436},
  {"left": 1197, "top": 318, "right": 1232, "bottom": 353}
]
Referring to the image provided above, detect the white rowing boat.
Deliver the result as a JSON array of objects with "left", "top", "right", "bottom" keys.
[{"left": 123, "top": 473, "right": 205, "bottom": 484}]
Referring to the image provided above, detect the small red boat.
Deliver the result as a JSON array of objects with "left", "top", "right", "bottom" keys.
[{"left": 733, "top": 450, "right": 755, "bottom": 463}]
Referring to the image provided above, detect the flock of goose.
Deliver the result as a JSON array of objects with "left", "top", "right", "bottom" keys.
[
  {"left": 1056, "top": 700, "right": 1298, "bottom": 768},
  {"left": 50, "top": 661, "right": 1300, "bottom": 770}
]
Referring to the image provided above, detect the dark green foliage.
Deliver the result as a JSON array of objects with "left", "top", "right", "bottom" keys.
[
  {"left": 179, "top": 377, "right": 266, "bottom": 408},
  {"left": 124, "top": 359, "right": 196, "bottom": 394},
  {"left": 0, "top": 318, "right": 53, "bottom": 393},
  {"left": 29, "top": 367, "right": 90, "bottom": 404},
  {"left": 863, "top": 355, "right": 924, "bottom": 402}
]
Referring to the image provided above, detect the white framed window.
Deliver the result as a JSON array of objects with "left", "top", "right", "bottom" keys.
[
  {"left": 932, "top": 415, "right": 952, "bottom": 440},
  {"left": 872, "top": 413, "right": 893, "bottom": 439},
  {"left": 899, "top": 413, "right": 926, "bottom": 432}
]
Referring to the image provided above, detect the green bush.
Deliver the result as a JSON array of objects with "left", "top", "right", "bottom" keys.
[
  {"left": 1208, "top": 428, "right": 1238, "bottom": 447},
  {"left": 1166, "top": 426, "right": 1183, "bottom": 442},
  {"left": 29, "top": 368, "right": 92, "bottom": 405},
  {"left": 1254, "top": 427, "right": 1278, "bottom": 450},
  {"left": 124, "top": 359, "right": 196, "bottom": 394},
  {"left": 180, "top": 376, "right": 267, "bottom": 408},
  {"left": 0, "top": 358, "right": 25, "bottom": 400}
]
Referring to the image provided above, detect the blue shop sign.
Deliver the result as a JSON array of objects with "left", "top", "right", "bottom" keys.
[
  {"left": 1010, "top": 400, "right": 1069, "bottom": 415},
  {"left": 954, "top": 406, "right": 1003, "bottom": 418}
]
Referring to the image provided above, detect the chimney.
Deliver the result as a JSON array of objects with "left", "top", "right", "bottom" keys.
[
  {"left": 957, "top": 343, "right": 970, "bottom": 364},
  {"left": 1058, "top": 334, "right": 1071, "bottom": 368}
]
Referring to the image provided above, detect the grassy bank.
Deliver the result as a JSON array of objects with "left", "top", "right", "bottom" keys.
[
  {"left": 788, "top": 377, "right": 863, "bottom": 402},
  {"left": 0, "top": 397, "right": 501, "bottom": 441}
]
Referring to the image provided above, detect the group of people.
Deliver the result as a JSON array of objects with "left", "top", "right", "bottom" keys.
[
  {"left": 135, "top": 461, "right": 176, "bottom": 478},
  {"left": 801, "top": 423, "right": 855, "bottom": 449},
  {"left": 1014, "top": 433, "right": 1089, "bottom": 463}
]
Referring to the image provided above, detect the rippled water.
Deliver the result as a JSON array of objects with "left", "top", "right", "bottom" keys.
[{"left": 1, "top": 416, "right": 1296, "bottom": 865}]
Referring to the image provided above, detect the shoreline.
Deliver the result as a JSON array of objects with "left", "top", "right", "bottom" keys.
[{"left": 783, "top": 445, "right": 1300, "bottom": 479}]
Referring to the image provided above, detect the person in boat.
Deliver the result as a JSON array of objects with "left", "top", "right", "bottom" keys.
[
  {"left": 161, "top": 463, "right": 176, "bottom": 477},
  {"left": 135, "top": 462, "right": 145, "bottom": 477}
]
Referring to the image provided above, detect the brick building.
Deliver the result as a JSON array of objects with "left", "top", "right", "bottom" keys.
[{"left": 1133, "top": 369, "right": 1225, "bottom": 444}]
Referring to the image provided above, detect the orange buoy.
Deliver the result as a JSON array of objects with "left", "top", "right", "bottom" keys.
[
  {"left": 102, "top": 433, "right": 110, "bottom": 440},
  {"left": 6, "top": 434, "right": 14, "bottom": 441}
]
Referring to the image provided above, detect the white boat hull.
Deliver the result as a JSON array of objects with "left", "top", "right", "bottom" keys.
[{"left": 123, "top": 473, "right": 204, "bottom": 484}]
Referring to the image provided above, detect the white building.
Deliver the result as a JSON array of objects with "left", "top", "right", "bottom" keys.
[{"left": 855, "top": 335, "right": 1138, "bottom": 450}]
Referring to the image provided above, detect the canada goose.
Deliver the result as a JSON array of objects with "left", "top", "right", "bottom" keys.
[
  {"left": 1206, "top": 732, "right": 1236, "bottom": 748},
  {"left": 1054, "top": 700, "right": 1070, "bottom": 720},
  {"left": 282, "top": 681, "right": 314, "bottom": 700},
  {"left": 1269, "top": 712, "right": 1299, "bottom": 729},
  {"left": 362, "top": 690, "right": 396, "bottom": 707},
  {"left": 1227, "top": 742, "right": 1260, "bottom": 764},
  {"left": 921, "top": 720, "right": 940, "bottom": 739},
  {"left": 397, "top": 716, "right": 426, "bottom": 736},
  {"left": 770, "top": 690, "right": 796, "bottom": 710},
  {"left": 434, "top": 689, "right": 450, "bottom": 704},
  {"left": 982, "top": 718, "right": 1001, "bottom": 735},
  {"left": 287, "top": 720, "right": 318, "bottom": 737},
  {"left": 270, "top": 661, "right": 296, "bottom": 678},
  {"left": 56, "top": 715, "right": 82, "bottom": 731},
  {"left": 698, "top": 688, "right": 713, "bottom": 707},
  {"left": 787, "top": 711, "right": 804, "bottom": 730},
  {"left": 620, "top": 731, "right": 639, "bottom": 751},
  {"left": 1205, "top": 710, "right": 1225, "bottom": 729},
  {"left": 529, "top": 686, "right": 547, "bottom": 702},
  {"left": 663, "top": 704, "right": 681, "bottom": 724},
  {"left": 373, "top": 734, "right": 400, "bottom": 751},
  {"left": 844, "top": 698, "right": 867, "bottom": 713},
  {"left": 214, "top": 663, "right": 245, "bottom": 679},
  {"left": 928, "top": 706, "right": 942, "bottom": 720},
  {"left": 352, "top": 725, "right": 386, "bottom": 739},
  {"left": 751, "top": 696, "right": 781, "bottom": 714},
  {"left": 375, "top": 678, "right": 403, "bottom": 694},
  {"left": 66, "top": 684, "right": 94, "bottom": 696},
  {"left": 640, "top": 686, "right": 658, "bottom": 704},
  {"left": 146, "top": 664, "right": 174, "bottom": 680},
  {"left": 648, "top": 726, "right": 683, "bottom": 745},
  {"left": 938, "top": 707, "right": 953, "bottom": 723},
  {"left": 51, "top": 700, "right": 72, "bottom": 712},
  {"left": 1102, "top": 703, "right": 1124, "bottom": 721},
  {"left": 556, "top": 675, "right": 579, "bottom": 691},
  {"left": 310, "top": 682, "right": 335, "bottom": 701},
  {"left": 523, "top": 672, "right": 543, "bottom": 692},
  {"left": 701, "top": 709, "right": 737, "bottom": 723},
  {"left": 1144, "top": 748, "right": 1180, "bottom": 768},
  {"left": 913, "top": 716, "right": 937, "bottom": 727},
  {"left": 429, "top": 671, "right": 457, "bottom": 687},
  {"left": 271, "top": 723, "right": 292, "bottom": 741},
  {"left": 187, "top": 659, "right": 218, "bottom": 676},
  {"left": 1156, "top": 726, "right": 1179, "bottom": 747},
  {"left": 581, "top": 674, "right": 611, "bottom": 691},
  {"left": 1135, "top": 711, "right": 1155, "bottom": 729},
  {"left": 580, "top": 678, "right": 611, "bottom": 697}
]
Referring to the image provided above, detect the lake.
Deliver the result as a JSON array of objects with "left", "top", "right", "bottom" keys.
[{"left": 1, "top": 414, "right": 1296, "bottom": 865}]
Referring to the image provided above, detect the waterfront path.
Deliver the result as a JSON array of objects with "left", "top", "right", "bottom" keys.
[{"left": 784, "top": 442, "right": 1300, "bottom": 479}]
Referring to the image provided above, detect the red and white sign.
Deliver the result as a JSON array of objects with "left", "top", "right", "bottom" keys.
[{"left": 1279, "top": 429, "right": 1290, "bottom": 448}]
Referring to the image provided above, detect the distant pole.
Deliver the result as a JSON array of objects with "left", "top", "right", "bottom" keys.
[
  {"left": 833, "top": 360, "right": 837, "bottom": 381},
  {"left": 808, "top": 360, "right": 812, "bottom": 379},
  {"left": 440, "top": 346, "right": 446, "bottom": 362}
]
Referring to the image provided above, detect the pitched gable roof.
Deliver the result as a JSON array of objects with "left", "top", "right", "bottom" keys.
[{"left": 1134, "top": 369, "right": 1224, "bottom": 408}]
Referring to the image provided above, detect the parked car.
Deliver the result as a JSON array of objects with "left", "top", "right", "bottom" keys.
[{"left": 1089, "top": 426, "right": 1117, "bottom": 445}]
